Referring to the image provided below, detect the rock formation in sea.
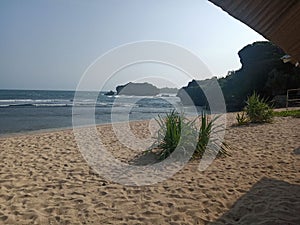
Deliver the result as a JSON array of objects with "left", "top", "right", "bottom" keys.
[{"left": 116, "top": 82, "right": 160, "bottom": 96}]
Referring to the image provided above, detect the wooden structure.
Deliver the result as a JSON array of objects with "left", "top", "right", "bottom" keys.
[{"left": 286, "top": 88, "right": 300, "bottom": 108}]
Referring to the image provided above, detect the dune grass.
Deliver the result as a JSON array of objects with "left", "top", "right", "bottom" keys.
[
  {"left": 244, "top": 92, "right": 274, "bottom": 123},
  {"left": 152, "top": 110, "right": 197, "bottom": 160},
  {"left": 148, "top": 110, "right": 229, "bottom": 160},
  {"left": 235, "top": 92, "right": 274, "bottom": 125},
  {"left": 194, "top": 113, "right": 230, "bottom": 158}
]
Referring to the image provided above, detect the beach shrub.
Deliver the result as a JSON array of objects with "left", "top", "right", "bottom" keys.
[
  {"left": 244, "top": 92, "right": 274, "bottom": 123},
  {"left": 155, "top": 110, "right": 182, "bottom": 160},
  {"left": 194, "top": 113, "right": 211, "bottom": 157},
  {"left": 236, "top": 111, "right": 249, "bottom": 125},
  {"left": 195, "top": 113, "right": 230, "bottom": 158},
  {"left": 153, "top": 110, "right": 197, "bottom": 160},
  {"left": 148, "top": 111, "right": 229, "bottom": 160}
]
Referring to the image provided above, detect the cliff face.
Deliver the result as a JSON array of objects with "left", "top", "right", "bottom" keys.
[
  {"left": 116, "top": 82, "right": 160, "bottom": 96},
  {"left": 176, "top": 78, "right": 216, "bottom": 107},
  {"left": 177, "top": 41, "right": 300, "bottom": 111}
]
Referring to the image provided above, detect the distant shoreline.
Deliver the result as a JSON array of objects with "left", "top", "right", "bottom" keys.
[
  {"left": 1, "top": 107, "right": 298, "bottom": 139},
  {"left": 0, "top": 118, "right": 151, "bottom": 139}
]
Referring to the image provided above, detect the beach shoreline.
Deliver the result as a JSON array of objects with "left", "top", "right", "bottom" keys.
[
  {"left": 1, "top": 107, "right": 298, "bottom": 139},
  {"left": 0, "top": 118, "right": 155, "bottom": 139}
]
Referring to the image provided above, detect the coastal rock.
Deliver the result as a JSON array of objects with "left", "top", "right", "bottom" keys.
[
  {"left": 116, "top": 82, "right": 159, "bottom": 96},
  {"left": 177, "top": 41, "right": 300, "bottom": 111},
  {"left": 176, "top": 78, "right": 218, "bottom": 108},
  {"left": 159, "top": 87, "right": 178, "bottom": 94},
  {"left": 104, "top": 90, "right": 115, "bottom": 96}
]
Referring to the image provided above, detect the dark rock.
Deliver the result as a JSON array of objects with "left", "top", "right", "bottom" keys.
[
  {"left": 104, "top": 90, "right": 115, "bottom": 96},
  {"left": 116, "top": 82, "right": 159, "bottom": 96}
]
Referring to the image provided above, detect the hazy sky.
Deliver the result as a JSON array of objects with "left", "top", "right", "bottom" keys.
[{"left": 0, "top": 0, "right": 266, "bottom": 91}]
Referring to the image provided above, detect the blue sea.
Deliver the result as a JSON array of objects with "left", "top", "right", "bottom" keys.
[{"left": 0, "top": 89, "right": 199, "bottom": 135}]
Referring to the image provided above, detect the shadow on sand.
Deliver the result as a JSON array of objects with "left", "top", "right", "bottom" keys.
[
  {"left": 128, "top": 151, "right": 159, "bottom": 166},
  {"left": 210, "top": 177, "right": 300, "bottom": 225}
]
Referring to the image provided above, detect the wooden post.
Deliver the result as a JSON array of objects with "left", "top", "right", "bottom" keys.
[{"left": 286, "top": 89, "right": 289, "bottom": 110}]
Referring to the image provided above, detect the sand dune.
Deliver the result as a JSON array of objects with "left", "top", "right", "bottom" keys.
[{"left": 0, "top": 113, "right": 299, "bottom": 224}]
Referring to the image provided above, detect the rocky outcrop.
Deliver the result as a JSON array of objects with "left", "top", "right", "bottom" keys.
[
  {"left": 159, "top": 87, "right": 178, "bottom": 94},
  {"left": 104, "top": 90, "right": 115, "bottom": 96},
  {"left": 116, "top": 82, "right": 160, "bottom": 96},
  {"left": 177, "top": 41, "right": 300, "bottom": 111},
  {"left": 176, "top": 78, "right": 218, "bottom": 108}
]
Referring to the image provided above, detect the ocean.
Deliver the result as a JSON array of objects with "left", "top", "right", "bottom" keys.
[{"left": 0, "top": 89, "right": 199, "bottom": 135}]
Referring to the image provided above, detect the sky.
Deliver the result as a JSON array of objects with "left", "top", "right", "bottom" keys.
[{"left": 0, "top": 0, "right": 267, "bottom": 91}]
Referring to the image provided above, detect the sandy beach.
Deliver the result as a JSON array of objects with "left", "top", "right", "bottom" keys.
[{"left": 0, "top": 113, "right": 299, "bottom": 225}]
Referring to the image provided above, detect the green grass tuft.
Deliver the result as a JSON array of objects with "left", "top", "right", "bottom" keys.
[
  {"left": 148, "top": 111, "right": 230, "bottom": 160},
  {"left": 244, "top": 92, "right": 274, "bottom": 123},
  {"left": 273, "top": 109, "right": 300, "bottom": 118},
  {"left": 194, "top": 113, "right": 230, "bottom": 158}
]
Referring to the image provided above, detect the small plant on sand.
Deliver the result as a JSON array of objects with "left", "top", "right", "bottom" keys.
[
  {"left": 194, "top": 113, "right": 230, "bottom": 158},
  {"left": 148, "top": 111, "right": 229, "bottom": 160},
  {"left": 244, "top": 92, "right": 274, "bottom": 123},
  {"left": 236, "top": 111, "right": 249, "bottom": 125},
  {"left": 152, "top": 110, "right": 197, "bottom": 160}
]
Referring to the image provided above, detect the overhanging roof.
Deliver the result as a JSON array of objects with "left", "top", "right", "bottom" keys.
[{"left": 209, "top": 0, "right": 300, "bottom": 63}]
